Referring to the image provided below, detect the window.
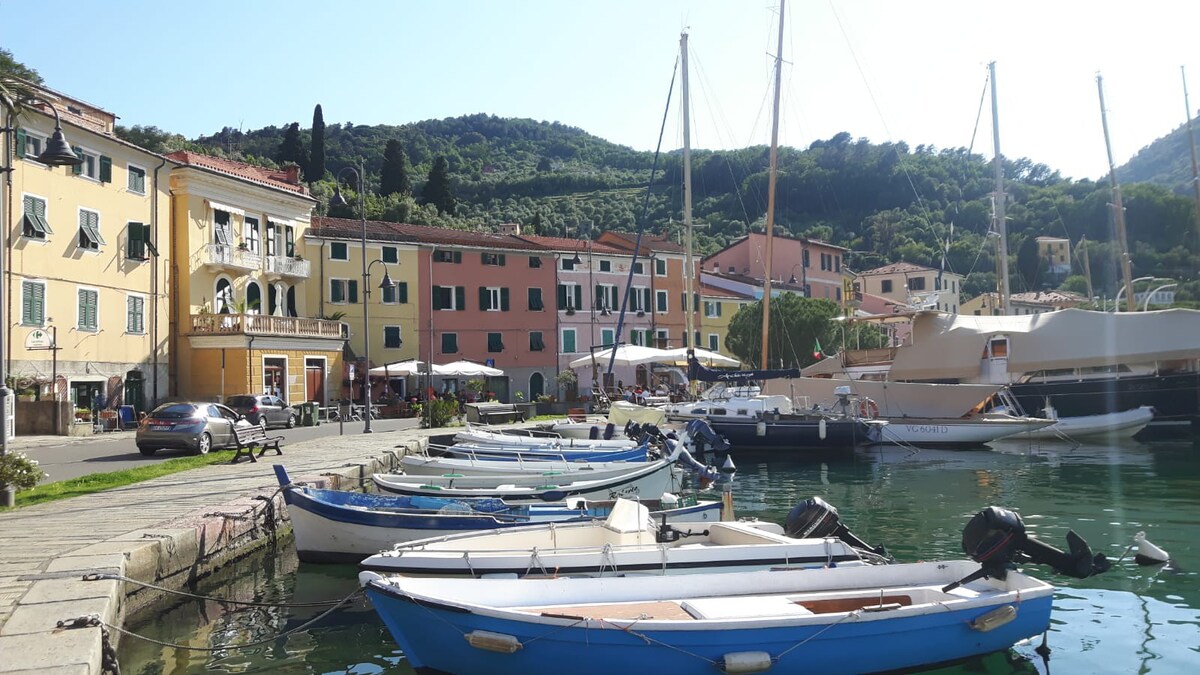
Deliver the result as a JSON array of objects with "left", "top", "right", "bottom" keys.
[
  {"left": 600, "top": 328, "right": 615, "bottom": 347},
  {"left": 557, "top": 283, "right": 581, "bottom": 311},
  {"left": 21, "top": 195, "right": 51, "bottom": 239},
  {"left": 246, "top": 282, "right": 262, "bottom": 314},
  {"left": 528, "top": 287, "right": 544, "bottom": 311},
  {"left": 382, "top": 246, "right": 399, "bottom": 264},
  {"left": 561, "top": 328, "right": 577, "bottom": 353},
  {"left": 384, "top": 326, "right": 402, "bottom": 349},
  {"left": 836, "top": 287, "right": 843, "bottom": 303},
  {"left": 382, "top": 281, "right": 408, "bottom": 304},
  {"left": 599, "top": 259, "right": 612, "bottom": 272},
  {"left": 213, "top": 209, "right": 231, "bottom": 246},
  {"left": 529, "top": 331, "right": 545, "bottom": 351},
  {"left": 708, "top": 333, "right": 720, "bottom": 351},
  {"left": 479, "top": 286, "right": 510, "bottom": 311},
  {"left": 244, "top": 216, "right": 260, "bottom": 253},
  {"left": 881, "top": 279, "right": 893, "bottom": 293},
  {"left": 682, "top": 292, "right": 699, "bottom": 313},
  {"left": 284, "top": 225, "right": 295, "bottom": 256},
  {"left": 802, "top": 249, "right": 810, "bottom": 268},
  {"left": 560, "top": 257, "right": 577, "bottom": 271},
  {"left": 434, "top": 250, "right": 462, "bottom": 263},
  {"left": 656, "top": 329, "right": 669, "bottom": 349},
  {"left": 704, "top": 301, "right": 722, "bottom": 318},
  {"left": 127, "top": 164, "right": 146, "bottom": 194},
  {"left": 487, "top": 332, "right": 504, "bottom": 352},
  {"left": 441, "top": 333, "right": 458, "bottom": 353},
  {"left": 595, "top": 284, "right": 618, "bottom": 312},
  {"left": 481, "top": 252, "right": 506, "bottom": 266},
  {"left": 127, "top": 222, "right": 147, "bottom": 260},
  {"left": 631, "top": 287, "right": 650, "bottom": 312},
  {"left": 215, "top": 278, "right": 233, "bottom": 313},
  {"left": 632, "top": 261, "right": 644, "bottom": 275},
  {"left": 72, "top": 148, "right": 105, "bottom": 181},
  {"left": 656, "top": 290, "right": 668, "bottom": 313},
  {"left": 330, "top": 242, "right": 348, "bottom": 260},
  {"left": 835, "top": 255, "right": 841, "bottom": 273},
  {"left": 78, "top": 209, "right": 104, "bottom": 250},
  {"left": 77, "top": 288, "right": 99, "bottom": 331},
  {"left": 127, "top": 295, "right": 145, "bottom": 333},
  {"left": 330, "top": 279, "right": 358, "bottom": 304},
  {"left": 17, "top": 129, "right": 45, "bottom": 160},
  {"left": 655, "top": 258, "right": 667, "bottom": 276},
  {"left": 432, "top": 285, "right": 465, "bottom": 311},
  {"left": 528, "top": 256, "right": 542, "bottom": 268},
  {"left": 21, "top": 280, "right": 45, "bottom": 326},
  {"left": 909, "top": 277, "right": 926, "bottom": 291}
]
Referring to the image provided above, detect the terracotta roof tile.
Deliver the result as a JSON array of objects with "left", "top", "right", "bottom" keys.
[
  {"left": 513, "top": 234, "right": 628, "bottom": 254},
  {"left": 167, "top": 150, "right": 311, "bottom": 197},
  {"left": 598, "top": 231, "right": 686, "bottom": 254},
  {"left": 858, "top": 261, "right": 939, "bottom": 276},
  {"left": 310, "top": 217, "right": 546, "bottom": 250}
]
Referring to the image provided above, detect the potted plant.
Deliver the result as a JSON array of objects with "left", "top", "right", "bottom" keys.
[{"left": 237, "top": 241, "right": 249, "bottom": 251}]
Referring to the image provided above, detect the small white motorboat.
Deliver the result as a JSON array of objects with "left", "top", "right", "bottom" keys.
[
  {"left": 456, "top": 426, "right": 638, "bottom": 450},
  {"left": 873, "top": 413, "right": 1055, "bottom": 446},
  {"left": 399, "top": 453, "right": 643, "bottom": 477},
  {"left": 995, "top": 405, "right": 1155, "bottom": 442}
]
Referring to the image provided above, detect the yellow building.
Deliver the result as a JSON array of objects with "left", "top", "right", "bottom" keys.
[
  {"left": 167, "top": 151, "right": 345, "bottom": 407},
  {"left": 305, "top": 216, "right": 421, "bottom": 400},
  {"left": 697, "top": 284, "right": 753, "bottom": 358},
  {"left": 857, "top": 262, "right": 963, "bottom": 313},
  {"left": 3, "top": 85, "right": 170, "bottom": 416},
  {"left": 1035, "top": 236, "right": 1071, "bottom": 278}
]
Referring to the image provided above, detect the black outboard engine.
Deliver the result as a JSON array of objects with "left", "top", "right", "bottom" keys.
[
  {"left": 785, "top": 497, "right": 888, "bottom": 558},
  {"left": 684, "top": 419, "right": 731, "bottom": 457},
  {"left": 945, "top": 506, "right": 1111, "bottom": 592}
]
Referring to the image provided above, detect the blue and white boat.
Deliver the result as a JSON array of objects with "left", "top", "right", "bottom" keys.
[
  {"left": 274, "top": 465, "right": 720, "bottom": 563},
  {"left": 441, "top": 443, "right": 650, "bottom": 463},
  {"left": 361, "top": 561, "right": 1054, "bottom": 675}
]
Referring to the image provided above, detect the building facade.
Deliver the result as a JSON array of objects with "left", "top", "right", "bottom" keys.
[
  {"left": 702, "top": 232, "right": 849, "bottom": 303},
  {"left": 1036, "top": 236, "right": 1072, "bottom": 280},
  {"left": 4, "top": 87, "right": 170, "bottom": 419},
  {"left": 167, "top": 151, "right": 344, "bottom": 407},
  {"left": 857, "top": 262, "right": 962, "bottom": 313}
]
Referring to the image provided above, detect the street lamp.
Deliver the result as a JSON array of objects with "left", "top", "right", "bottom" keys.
[
  {"left": 331, "top": 160, "right": 395, "bottom": 433},
  {"left": 0, "top": 96, "right": 84, "bottom": 506},
  {"left": 785, "top": 263, "right": 807, "bottom": 296}
]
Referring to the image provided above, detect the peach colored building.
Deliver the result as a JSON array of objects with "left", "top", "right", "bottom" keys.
[{"left": 702, "top": 232, "right": 849, "bottom": 303}]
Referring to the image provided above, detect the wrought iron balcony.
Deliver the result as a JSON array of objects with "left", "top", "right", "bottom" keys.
[
  {"left": 189, "top": 313, "right": 348, "bottom": 339},
  {"left": 264, "top": 255, "right": 311, "bottom": 279},
  {"left": 200, "top": 243, "right": 260, "bottom": 272}
]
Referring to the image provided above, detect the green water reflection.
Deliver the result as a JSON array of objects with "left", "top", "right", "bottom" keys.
[{"left": 120, "top": 439, "right": 1200, "bottom": 674}]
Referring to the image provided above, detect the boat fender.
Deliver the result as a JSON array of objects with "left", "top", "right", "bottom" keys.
[
  {"left": 465, "top": 630, "right": 523, "bottom": 654},
  {"left": 440, "top": 473, "right": 465, "bottom": 478},
  {"left": 721, "top": 651, "right": 773, "bottom": 674},
  {"left": 756, "top": 421, "right": 767, "bottom": 437},
  {"left": 1133, "top": 531, "right": 1170, "bottom": 565},
  {"left": 818, "top": 418, "right": 827, "bottom": 440},
  {"left": 969, "top": 604, "right": 1017, "bottom": 632}
]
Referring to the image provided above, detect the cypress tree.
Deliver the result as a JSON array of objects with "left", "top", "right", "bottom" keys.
[
  {"left": 306, "top": 104, "right": 326, "bottom": 182},
  {"left": 421, "top": 156, "right": 456, "bottom": 215},
  {"left": 276, "top": 122, "right": 308, "bottom": 173},
  {"left": 380, "top": 139, "right": 411, "bottom": 197}
]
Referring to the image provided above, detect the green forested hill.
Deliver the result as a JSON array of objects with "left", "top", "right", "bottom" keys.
[
  {"left": 119, "top": 112, "right": 1200, "bottom": 300},
  {"left": 1116, "top": 118, "right": 1200, "bottom": 197}
]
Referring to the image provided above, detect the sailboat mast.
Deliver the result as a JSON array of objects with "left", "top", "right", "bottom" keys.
[
  {"left": 1181, "top": 66, "right": 1200, "bottom": 245},
  {"left": 1096, "top": 73, "right": 1136, "bottom": 312},
  {"left": 760, "top": 0, "right": 785, "bottom": 368},
  {"left": 681, "top": 32, "right": 695, "bottom": 357},
  {"left": 989, "top": 62, "right": 1010, "bottom": 315}
]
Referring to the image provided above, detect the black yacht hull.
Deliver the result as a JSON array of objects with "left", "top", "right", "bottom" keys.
[
  {"left": 1009, "top": 371, "right": 1200, "bottom": 426},
  {"left": 707, "top": 416, "right": 877, "bottom": 452}
]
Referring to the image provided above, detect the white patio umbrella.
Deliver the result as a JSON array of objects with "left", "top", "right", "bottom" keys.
[
  {"left": 434, "top": 360, "right": 504, "bottom": 377},
  {"left": 368, "top": 360, "right": 425, "bottom": 377},
  {"left": 660, "top": 347, "right": 741, "bottom": 368},
  {"left": 568, "top": 345, "right": 670, "bottom": 369}
]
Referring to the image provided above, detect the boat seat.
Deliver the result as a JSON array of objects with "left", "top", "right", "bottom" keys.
[
  {"left": 682, "top": 595, "right": 813, "bottom": 620},
  {"left": 705, "top": 522, "right": 794, "bottom": 546}
]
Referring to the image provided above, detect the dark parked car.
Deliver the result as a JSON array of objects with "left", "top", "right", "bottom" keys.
[
  {"left": 226, "top": 394, "right": 297, "bottom": 430},
  {"left": 136, "top": 402, "right": 249, "bottom": 456}
]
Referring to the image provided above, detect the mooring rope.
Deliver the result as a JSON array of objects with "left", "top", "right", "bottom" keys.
[
  {"left": 82, "top": 572, "right": 351, "bottom": 608},
  {"left": 58, "top": 588, "right": 364, "bottom": 652}
]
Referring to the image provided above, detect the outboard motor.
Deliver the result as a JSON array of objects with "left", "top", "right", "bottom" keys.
[
  {"left": 684, "top": 419, "right": 731, "bottom": 458},
  {"left": 945, "top": 506, "right": 1111, "bottom": 592},
  {"left": 785, "top": 497, "right": 887, "bottom": 557}
]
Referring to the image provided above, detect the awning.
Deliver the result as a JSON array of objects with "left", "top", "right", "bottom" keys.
[{"left": 206, "top": 200, "right": 245, "bottom": 217}]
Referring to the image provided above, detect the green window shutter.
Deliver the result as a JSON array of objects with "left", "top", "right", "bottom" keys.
[
  {"left": 498, "top": 254, "right": 506, "bottom": 266},
  {"left": 479, "top": 287, "right": 489, "bottom": 310},
  {"left": 563, "top": 330, "right": 576, "bottom": 353},
  {"left": 383, "top": 247, "right": 398, "bottom": 264},
  {"left": 500, "top": 287, "right": 510, "bottom": 311},
  {"left": 716, "top": 302, "right": 723, "bottom": 317},
  {"left": 285, "top": 227, "right": 295, "bottom": 256},
  {"left": 398, "top": 282, "right": 409, "bottom": 304},
  {"left": 14, "top": 129, "right": 26, "bottom": 158},
  {"left": 573, "top": 285, "right": 582, "bottom": 309},
  {"left": 431, "top": 287, "right": 442, "bottom": 310},
  {"left": 348, "top": 280, "right": 359, "bottom": 304},
  {"left": 22, "top": 283, "right": 33, "bottom": 324},
  {"left": 441, "top": 333, "right": 457, "bottom": 353},
  {"left": 455, "top": 286, "right": 466, "bottom": 311},
  {"left": 72, "top": 148, "right": 84, "bottom": 175},
  {"left": 99, "top": 156, "right": 112, "bottom": 183},
  {"left": 128, "top": 222, "right": 145, "bottom": 259},
  {"left": 557, "top": 285, "right": 567, "bottom": 310},
  {"left": 453, "top": 251, "right": 462, "bottom": 264}
]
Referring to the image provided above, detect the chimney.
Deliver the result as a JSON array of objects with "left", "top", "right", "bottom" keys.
[
  {"left": 282, "top": 163, "right": 301, "bottom": 185},
  {"left": 498, "top": 222, "right": 521, "bottom": 235}
]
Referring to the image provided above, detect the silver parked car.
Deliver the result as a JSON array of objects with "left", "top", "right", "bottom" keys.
[
  {"left": 226, "top": 394, "right": 298, "bottom": 430},
  {"left": 136, "top": 402, "right": 248, "bottom": 456}
]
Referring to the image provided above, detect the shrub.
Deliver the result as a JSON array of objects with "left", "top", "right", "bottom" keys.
[
  {"left": 0, "top": 452, "right": 44, "bottom": 492},
  {"left": 417, "top": 399, "right": 459, "bottom": 428}
]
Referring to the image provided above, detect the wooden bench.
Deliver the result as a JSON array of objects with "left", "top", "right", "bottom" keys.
[
  {"left": 230, "top": 424, "right": 285, "bottom": 464},
  {"left": 477, "top": 403, "right": 527, "bottom": 425}
]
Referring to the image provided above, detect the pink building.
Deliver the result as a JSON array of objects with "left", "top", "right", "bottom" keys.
[{"left": 702, "top": 232, "right": 849, "bottom": 302}]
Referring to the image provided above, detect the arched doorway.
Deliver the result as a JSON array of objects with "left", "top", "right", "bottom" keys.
[
  {"left": 215, "top": 278, "right": 233, "bottom": 314},
  {"left": 286, "top": 285, "right": 298, "bottom": 317},
  {"left": 529, "top": 372, "right": 545, "bottom": 399},
  {"left": 246, "top": 281, "right": 262, "bottom": 314}
]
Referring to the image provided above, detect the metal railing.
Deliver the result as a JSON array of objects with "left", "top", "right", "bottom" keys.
[
  {"left": 201, "top": 243, "right": 260, "bottom": 271},
  {"left": 265, "top": 255, "right": 311, "bottom": 278},
  {"left": 189, "top": 313, "right": 347, "bottom": 338}
]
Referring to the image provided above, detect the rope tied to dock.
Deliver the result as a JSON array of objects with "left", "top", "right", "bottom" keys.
[
  {"left": 58, "top": 587, "right": 366, "bottom": 653},
  {"left": 81, "top": 572, "right": 354, "bottom": 608}
]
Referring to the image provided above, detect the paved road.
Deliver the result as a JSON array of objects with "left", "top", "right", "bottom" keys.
[{"left": 22, "top": 417, "right": 423, "bottom": 484}]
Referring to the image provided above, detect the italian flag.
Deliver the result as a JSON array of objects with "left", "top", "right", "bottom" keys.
[{"left": 812, "top": 338, "right": 822, "bottom": 359}]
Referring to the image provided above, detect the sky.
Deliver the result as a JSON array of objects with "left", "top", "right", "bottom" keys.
[{"left": 5, "top": 0, "right": 1200, "bottom": 181}]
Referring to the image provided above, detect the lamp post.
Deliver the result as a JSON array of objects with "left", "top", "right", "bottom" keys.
[
  {"left": 786, "top": 262, "right": 807, "bottom": 296},
  {"left": 0, "top": 95, "right": 84, "bottom": 506},
  {"left": 331, "top": 160, "right": 395, "bottom": 433}
]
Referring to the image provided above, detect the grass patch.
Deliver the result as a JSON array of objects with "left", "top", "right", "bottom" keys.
[
  {"left": 527, "top": 414, "right": 567, "bottom": 421},
  {"left": 6, "top": 449, "right": 239, "bottom": 509}
]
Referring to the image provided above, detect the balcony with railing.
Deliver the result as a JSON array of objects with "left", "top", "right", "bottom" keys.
[
  {"left": 189, "top": 313, "right": 348, "bottom": 339},
  {"left": 264, "top": 254, "right": 311, "bottom": 279},
  {"left": 200, "top": 243, "right": 260, "bottom": 272}
]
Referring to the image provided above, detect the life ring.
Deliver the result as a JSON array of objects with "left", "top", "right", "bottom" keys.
[{"left": 857, "top": 398, "right": 879, "bottom": 420}]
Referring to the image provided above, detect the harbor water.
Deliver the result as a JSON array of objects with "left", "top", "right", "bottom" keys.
[{"left": 120, "top": 439, "right": 1200, "bottom": 673}]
